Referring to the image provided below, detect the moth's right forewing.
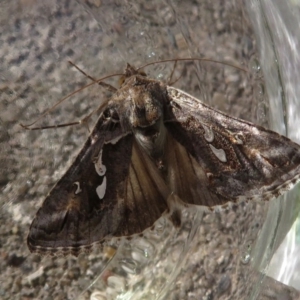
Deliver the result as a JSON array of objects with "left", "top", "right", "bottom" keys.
[{"left": 165, "top": 86, "right": 300, "bottom": 205}]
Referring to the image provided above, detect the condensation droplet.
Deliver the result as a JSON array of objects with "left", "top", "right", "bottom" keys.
[
  {"left": 90, "top": 291, "right": 107, "bottom": 300},
  {"left": 120, "top": 258, "right": 137, "bottom": 274},
  {"left": 131, "top": 250, "right": 147, "bottom": 264},
  {"left": 157, "top": 72, "right": 164, "bottom": 80},
  {"left": 147, "top": 51, "right": 156, "bottom": 59},
  {"left": 153, "top": 218, "right": 166, "bottom": 236},
  {"left": 133, "top": 239, "right": 155, "bottom": 258},
  {"left": 241, "top": 241, "right": 252, "bottom": 265},
  {"left": 241, "top": 252, "right": 251, "bottom": 265},
  {"left": 107, "top": 275, "right": 126, "bottom": 294},
  {"left": 249, "top": 56, "right": 261, "bottom": 73}
]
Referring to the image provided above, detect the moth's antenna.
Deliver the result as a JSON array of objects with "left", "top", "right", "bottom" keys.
[
  {"left": 68, "top": 61, "right": 117, "bottom": 93},
  {"left": 68, "top": 61, "right": 97, "bottom": 82},
  {"left": 167, "top": 60, "right": 185, "bottom": 85},
  {"left": 137, "top": 57, "right": 248, "bottom": 73},
  {"left": 20, "top": 70, "right": 123, "bottom": 129}
]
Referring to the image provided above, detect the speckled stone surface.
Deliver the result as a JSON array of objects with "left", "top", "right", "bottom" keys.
[{"left": 1, "top": 1, "right": 300, "bottom": 299}]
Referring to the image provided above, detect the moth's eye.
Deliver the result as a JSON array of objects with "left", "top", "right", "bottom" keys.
[
  {"left": 103, "top": 108, "right": 120, "bottom": 122},
  {"left": 118, "top": 76, "right": 126, "bottom": 86},
  {"left": 138, "top": 70, "right": 147, "bottom": 77}
]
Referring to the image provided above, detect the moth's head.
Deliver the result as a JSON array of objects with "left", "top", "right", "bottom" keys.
[{"left": 119, "top": 64, "right": 147, "bottom": 87}]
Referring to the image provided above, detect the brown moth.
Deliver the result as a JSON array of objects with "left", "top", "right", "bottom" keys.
[{"left": 26, "top": 63, "right": 300, "bottom": 256}]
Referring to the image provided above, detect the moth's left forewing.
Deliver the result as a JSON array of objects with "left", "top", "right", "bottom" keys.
[
  {"left": 165, "top": 86, "right": 300, "bottom": 206},
  {"left": 27, "top": 118, "right": 133, "bottom": 255},
  {"left": 28, "top": 98, "right": 171, "bottom": 256}
]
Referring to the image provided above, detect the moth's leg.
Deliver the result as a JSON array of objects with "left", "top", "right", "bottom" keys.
[
  {"left": 167, "top": 60, "right": 183, "bottom": 86},
  {"left": 68, "top": 61, "right": 117, "bottom": 92},
  {"left": 97, "top": 81, "right": 117, "bottom": 93},
  {"left": 167, "top": 60, "right": 177, "bottom": 84}
]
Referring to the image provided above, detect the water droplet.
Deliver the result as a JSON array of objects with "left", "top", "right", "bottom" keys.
[
  {"left": 153, "top": 218, "right": 166, "bottom": 236},
  {"left": 131, "top": 249, "right": 147, "bottom": 264},
  {"left": 249, "top": 56, "right": 261, "bottom": 73},
  {"left": 157, "top": 73, "right": 164, "bottom": 80},
  {"left": 120, "top": 258, "right": 137, "bottom": 274},
  {"left": 107, "top": 276, "right": 125, "bottom": 288},
  {"left": 241, "top": 253, "right": 251, "bottom": 265},
  {"left": 241, "top": 241, "right": 252, "bottom": 265},
  {"left": 147, "top": 51, "right": 156, "bottom": 59},
  {"left": 90, "top": 291, "right": 107, "bottom": 300},
  {"left": 107, "top": 275, "right": 126, "bottom": 294},
  {"left": 133, "top": 239, "right": 155, "bottom": 258}
]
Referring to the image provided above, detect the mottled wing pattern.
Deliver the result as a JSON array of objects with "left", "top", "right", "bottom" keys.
[
  {"left": 162, "top": 131, "right": 228, "bottom": 207},
  {"left": 28, "top": 118, "right": 169, "bottom": 256},
  {"left": 165, "top": 86, "right": 300, "bottom": 206}
]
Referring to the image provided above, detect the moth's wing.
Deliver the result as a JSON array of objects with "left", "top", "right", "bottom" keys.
[
  {"left": 28, "top": 120, "right": 169, "bottom": 256},
  {"left": 165, "top": 86, "right": 300, "bottom": 207}
]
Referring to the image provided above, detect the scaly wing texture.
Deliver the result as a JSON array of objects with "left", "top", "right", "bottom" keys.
[
  {"left": 28, "top": 119, "right": 169, "bottom": 256},
  {"left": 165, "top": 86, "right": 300, "bottom": 206},
  {"left": 163, "top": 132, "right": 228, "bottom": 207}
]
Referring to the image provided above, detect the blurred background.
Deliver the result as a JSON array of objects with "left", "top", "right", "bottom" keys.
[{"left": 1, "top": 0, "right": 300, "bottom": 299}]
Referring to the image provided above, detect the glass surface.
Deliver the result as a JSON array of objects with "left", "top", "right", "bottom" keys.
[{"left": 247, "top": 0, "right": 300, "bottom": 293}]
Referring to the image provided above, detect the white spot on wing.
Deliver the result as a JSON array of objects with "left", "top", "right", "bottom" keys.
[
  {"left": 202, "top": 124, "right": 214, "bottom": 142},
  {"left": 94, "top": 150, "right": 107, "bottom": 176},
  {"left": 104, "top": 132, "right": 131, "bottom": 145},
  {"left": 251, "top": 127, "right": 260, "bottom": 135},
  {"left": 209, "top": 144, "right": 227, "bottom": 162},
  {"left": 105, "top": 134, "right": 124, "bottom": 145},
  {"left": 91, "top": 133, "right": 100, "bottom": 145},
  {"left": 73, "top": 181, "right": 82, "bottom": 194},
  {"left": 96, "top": 176, "right": 107, "bottom": 199},
  {"left": 234, "top": 134, "right": 244, "bottom": 145}
]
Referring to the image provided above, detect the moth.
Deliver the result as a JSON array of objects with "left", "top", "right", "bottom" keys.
[{"left": 26, "top": 61, "right": 300, "bottom": 256}]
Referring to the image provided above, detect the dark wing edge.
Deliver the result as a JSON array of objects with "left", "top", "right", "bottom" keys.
[{"left": 165, "top": 86, "right": 300, "bottom": 207}]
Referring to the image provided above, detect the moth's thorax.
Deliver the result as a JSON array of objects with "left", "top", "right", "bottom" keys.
[
  {"left": 98, "top": 73, "right": 168, "bottom": 161},
  {"left": 129, "top": 88, "right": 162, "bottom": 128},
  {"left": 121, "top": 75, "right": 167, "bottom": 159},
  {"left": 134, "top": 118, "right": 167, "bottom": 159}
]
